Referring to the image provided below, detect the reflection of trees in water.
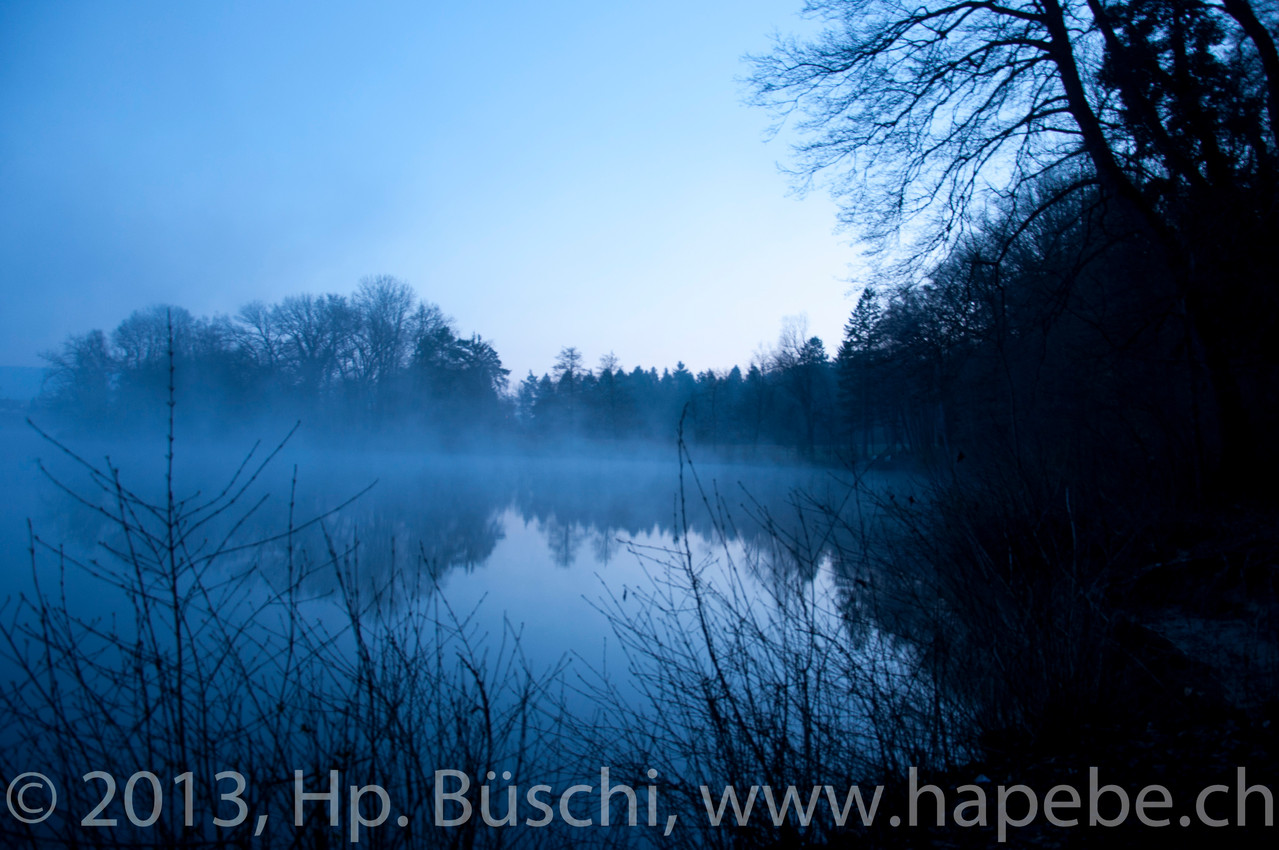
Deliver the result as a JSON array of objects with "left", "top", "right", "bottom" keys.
[
  {"left": 537, "top": 515, "right": 589, "bottom": 568},
  {"left": 527, "top": 515, "right": 622, "bottom": 569},
  {"left": 311, "top": 456, "right": 865, "bottom": 582},
  {"left": 731, "top": 499, "right": 833, "bottom": 586},
  {"left": 18, "top": 440, "right": 876, "bottom": 598},
  {"left": 273, "top": 458, "right": 511, "bottom": 595},
  {"left": 686, "top": 469, "right": 865, "bottom": 585},
  {"left": 591, "top": 527, "right": 619, "bottom": 565},
  {"left": 828, "top": 550, "right": 885, "bottom": 652},
  {"left": 310, "top": 507, "right": 506, "bottom": 586},
  {"left": 510, "top": 458, "right": 675, "bottom": 540},
  {"left": 24, "top": 448, "right": 513, "bottom": 599},
  {"left": 510, "top": 457, "right": 867, "bottom": 581}
]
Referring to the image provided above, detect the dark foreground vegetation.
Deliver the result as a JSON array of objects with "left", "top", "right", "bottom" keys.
[{"left": 7, "top": 0, "right": 1279, "bottom": 846}]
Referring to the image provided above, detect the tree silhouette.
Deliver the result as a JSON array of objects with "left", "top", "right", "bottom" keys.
[{"left": 751, "top": 0, "right": 1279, "bottom": 486}]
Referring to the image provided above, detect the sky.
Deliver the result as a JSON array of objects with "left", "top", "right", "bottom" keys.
[{"left": 0, "top": 0, "right": 863, "bottom": 383}]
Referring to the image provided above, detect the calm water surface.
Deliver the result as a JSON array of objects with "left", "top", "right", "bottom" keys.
[{"left": 1, "top": 419, "right": 897, "bottom": 675}]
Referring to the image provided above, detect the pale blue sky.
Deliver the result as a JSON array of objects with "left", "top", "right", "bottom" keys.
[{"left": 1, "top": 1, "right": 860, "bottom": 381}]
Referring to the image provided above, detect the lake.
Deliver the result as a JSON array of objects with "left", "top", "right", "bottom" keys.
[
  {"left": 1, "top": 419, "right": 877, "bottom": 662},
  {"left": 0, "top": 415, "right": 929, "bottom": 846}
]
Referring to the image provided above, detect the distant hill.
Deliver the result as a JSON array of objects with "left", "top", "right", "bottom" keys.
[{"left": 0, "top": 366, "right": 48, "bottom": 402}]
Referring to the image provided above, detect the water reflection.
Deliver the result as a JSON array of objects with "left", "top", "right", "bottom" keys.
[
  {"left": 206, "top": 449, "right": 863, "bottom": 593},
  {"left": 2, "top": 427, "right": 885, "bottom": 646},
  {"left": 1, "top": 426, "right": 934, "bottom": 850}
]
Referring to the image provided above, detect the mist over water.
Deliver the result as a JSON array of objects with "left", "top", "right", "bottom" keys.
[{"left": 1, "top": 411, "right": 896, "bottom": 678}]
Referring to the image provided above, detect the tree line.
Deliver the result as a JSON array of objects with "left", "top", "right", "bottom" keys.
[
  {"left": 44, "top": 237, "right": 1232, "bottom": 477},
  {"left": 39, "top": 277, "right": 859, "bottom": 457},
  {"left": 512, "top": 323, "right": 840, "bottom": 455},
  {"left": 41, "top": 276, "right": 509, "bottom": 440}
]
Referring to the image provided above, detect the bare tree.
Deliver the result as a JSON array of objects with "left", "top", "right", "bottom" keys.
[
  {"left": 552, "top": 345, "right": 585, "bottom": 384},
  {"left": 113, "top": 305, "right": 198, "bottom": 370},
  {"left": 598, "top": 350, "right": 620, "bottom": 375},
  {"left": 352, "top": 274, "right": 417, "bottom": 388},
  {"left": 41, "top": 329, "right": 116, "bottom": 417},
  {"left": 274, "top": 293, "right": 356, "bottom": 397},
  {"left": 234, "top": 300, "right": 283, "bottom": 368},
  {"left": 770, "top": 316, "right": 832, "bottom": 455},
  {"left": 749, "top": 0, "right": 1277, "bottom": 260},
  {"left": 750, "top": 0, "right": 1279, "bottom": 483}
]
